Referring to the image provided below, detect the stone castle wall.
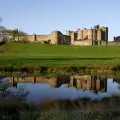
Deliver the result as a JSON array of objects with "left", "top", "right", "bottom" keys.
[
  {"left": 108, "top": 41, "right": 120, "bottom": 45},
  {"left": 72, "top": 40, "right": 93, "bottom": 46},
  {"left": 36, "top": 35, "right": 50, "bottom": 41},
  {"left": 72, "top": 40, "right": 107, "bottom": 46},
  {"left": 106, "top": 36, "right": 120, "bottom": 46},
  {"left": 113, "top": 36, "right": 120, "bottom": 42},
  {"left": 15, "top": 25, "right": 108, "bottom": 46},
  {"left": 23, "top": 32, "right": 57, "bottom": 44},
  {"left": 18, "top": 31, "right": 71, "bottom": 45},
  {"left": 24, "top": 35, "right": 35, "bottom": 42}
]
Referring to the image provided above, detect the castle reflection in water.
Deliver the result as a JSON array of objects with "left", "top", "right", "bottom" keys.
[{"left": 8, "top": 75, "right": 107, "bottom": 94}]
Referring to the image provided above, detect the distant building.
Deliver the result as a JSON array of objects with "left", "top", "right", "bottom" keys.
[
  {"left": 114, "top": 36, "right": 120, "bottom": 42},
  {"left": 66, "top": 25, "right": 108, "bottom": 45},
  {"left": 107, "top": 36, "right": 120, "bottom": 45},
  {"left": 13, "top": 25, "right": 108, "bottom": 46}
]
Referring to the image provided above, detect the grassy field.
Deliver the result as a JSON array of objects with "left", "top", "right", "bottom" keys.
[{"left": 0, "top": 42, "right": 120, "bottom": 67}]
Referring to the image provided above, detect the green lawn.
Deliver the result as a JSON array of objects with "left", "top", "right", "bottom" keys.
[{"left": 0, "top": 42, "right": 120, "bottom": 67}]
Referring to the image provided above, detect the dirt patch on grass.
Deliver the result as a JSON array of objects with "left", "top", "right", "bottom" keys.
[{"left": 0, "top": 45, "right": 9, "bottom": 53}]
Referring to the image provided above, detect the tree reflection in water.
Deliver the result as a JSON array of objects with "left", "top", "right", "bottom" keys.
[
  {"left": 0, "top": 76, "right": 30, "bottom": 120},
  {"left": 0, "top": 76, "right": 29, "bottom": 100}
]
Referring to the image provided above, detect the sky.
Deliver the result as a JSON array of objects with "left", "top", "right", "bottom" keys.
[{"left": 0, "top": 0, "right": 120, "bottom": 41}]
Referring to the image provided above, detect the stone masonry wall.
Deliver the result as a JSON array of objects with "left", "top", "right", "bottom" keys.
[
  {"left": 36, "top": 35, "right": 51, "bottom": 42},
  {"left": 108, "top": 41, "right": 120, "bottom": 45},
  {"left": 72, "top": 40, "right": 93, "bottom": 46}
]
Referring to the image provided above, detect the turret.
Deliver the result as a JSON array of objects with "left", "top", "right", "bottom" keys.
[{"left": 51, "top": 31, "right": 59, "bottom": 44}]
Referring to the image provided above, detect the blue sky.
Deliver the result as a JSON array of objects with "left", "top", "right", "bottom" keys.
[{"left": 0, "top": 0, "right": 120, "bottom": 40}]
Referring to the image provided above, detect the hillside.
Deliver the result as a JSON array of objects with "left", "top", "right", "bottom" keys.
[
  {"left": 1, "top": 42, "right": 120, "bottom": 58},
  {"left": 0, "top": 42, "right": 120, "bottom": 67}
]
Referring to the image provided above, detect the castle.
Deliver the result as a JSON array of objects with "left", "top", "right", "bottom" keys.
[
  {"left": 16, "top": 25, "right": 108, "bottom": 46},
  {"left": 66, "top": 25, "right": 108, "bottom": 45}
]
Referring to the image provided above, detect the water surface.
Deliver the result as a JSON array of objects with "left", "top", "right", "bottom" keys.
[{"left": 1, "top": 75, "right": 120, "bottom": 103}]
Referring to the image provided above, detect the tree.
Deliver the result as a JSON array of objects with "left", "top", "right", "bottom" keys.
[
  {"left": 17, "top": 30, "right": 28, "bottom": 41},
  {"left": 7, "top": 29, "right": 18, "bottom": 41},
  {"left": 0, "top": 18, "right": 9, "bottom": 43},
  {"left": 0, "top": 18, "right": 27, "bottom": 42},
  {"left": 8, "top": 29, "right": 27, "bottom": 41},
  {"left": 0, "top": 26, "right": 9, "bottom": 43}
]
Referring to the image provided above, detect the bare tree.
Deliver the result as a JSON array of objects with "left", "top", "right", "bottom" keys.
[
  {"left": 7, "top": 29, "right": 27, "bottom": 41},
  {"left": 0, "top": 26, "right": 9, "bottom": 43},
  {"left": 7, "top": 29, "right": 18, "bottom": 41},
  {"left": 0, "top": 18, "right": 27, "bottom": 42},
  {"left": 0, "top": 17, "right": 9, "bottom": 43}
]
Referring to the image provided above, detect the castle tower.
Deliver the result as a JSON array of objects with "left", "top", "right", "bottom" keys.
[
  {"left": 77, "top": 29, "right": 83, "bottom": 40},
  {"left": 51, "top": 31, "right": 59, "bottom": 44},
  {"left": 97, "top": 29, "right": 102, "bottom": 45},
  {"left": 66, "top": 30, "right": 71, "bottom": 36},
  {"left": 104, "top": 27, "right": 108, "bottom": 41},
  {"left": 70, "top": 32, "right": 77, "bottom": 44},
  {"left": 97, "top": 29, "right": 102, "bottom": 41},
  {"left": 100, "top": 27, "right": 108, "bottom": 41},
  {"left": 87, "top": 29, "right": 93, "bottom": 40}
]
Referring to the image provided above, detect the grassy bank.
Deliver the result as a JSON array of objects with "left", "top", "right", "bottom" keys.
[
  {"left": 0, "top": 66, "right": 120, "bottom": 77},
  {"left": 0, "top": 42, "right": 120, "bottom": 67},
  {"left": 2, "top": 110, "right": 120, "bottom": 120}
]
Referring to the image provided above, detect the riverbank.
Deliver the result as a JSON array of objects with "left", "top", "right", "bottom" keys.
[
  {"left": 0, "top": 66, "right": 120, "bottom": 77},
  {"left": 1, "top": 96, "right": 120, "bottom": 120}
]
